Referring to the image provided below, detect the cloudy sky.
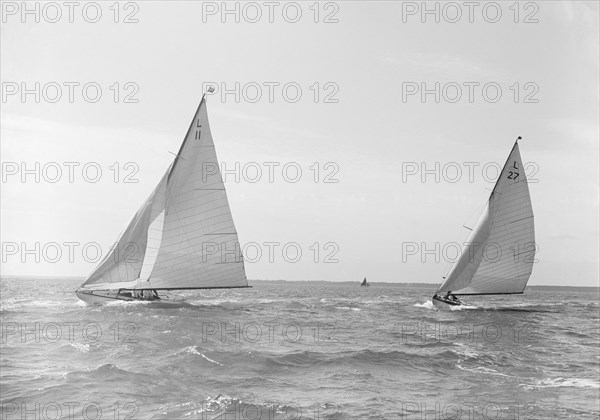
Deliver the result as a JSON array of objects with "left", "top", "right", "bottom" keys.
[{"left": 1, "top": 1, "right": 598, "bottom": 286}]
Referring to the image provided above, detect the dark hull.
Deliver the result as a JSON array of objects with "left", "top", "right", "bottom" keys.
[
  {"left": 75, "top": 289, "right": 160, "bottom": 305},
  {"left": 432, "top": 295, "right": 462, "bottom": 309}
]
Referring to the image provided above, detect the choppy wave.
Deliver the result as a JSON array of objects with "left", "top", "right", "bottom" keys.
[
  {"left": 2, "top": 278, "right": 599, "bottom": 419},
  {"left": 521, "top": 377, "right": 600, "bottom": 390},
  {"left": 176, "top": 345, "right": 224, "bottom": 366},
  {"left": 156, "top": 394, "right": 340, "bottom": 420}
]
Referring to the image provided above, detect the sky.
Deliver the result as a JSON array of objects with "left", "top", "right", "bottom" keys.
[{"left": 1, "top": 1, "right": 598, "bottom": 286}]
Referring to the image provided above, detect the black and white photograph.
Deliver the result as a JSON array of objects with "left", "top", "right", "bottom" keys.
[{"left": 1, "top": 1, "right": 599, "bottom": 418}]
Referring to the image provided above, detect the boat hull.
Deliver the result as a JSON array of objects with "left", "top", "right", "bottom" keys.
[
  {"left": 75, "top": 289, "right": 158, "bottom": 305},
  {"left": 432, "top": 295, "right": 462, "bottom": 310}
]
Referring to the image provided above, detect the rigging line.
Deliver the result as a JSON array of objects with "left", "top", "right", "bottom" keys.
[
  {"left": 115, "top": 96, "right": 209, "bottom": 165},
  {"left": 168, "top": 151, "right": 185, "bottom": 160},
  {"left": 116, "top": 127, "right": 179, "bottom": 165},
  {"left": 442, "top": 195, "right": 489, "bottom": 280}
]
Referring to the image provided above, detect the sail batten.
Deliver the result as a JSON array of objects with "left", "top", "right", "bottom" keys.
[
  {"left": 80, "top": 95, "right": 247, "bottom": 292},
  {"left": 437, "top": 140, "right": 535, "bottom": 295}
]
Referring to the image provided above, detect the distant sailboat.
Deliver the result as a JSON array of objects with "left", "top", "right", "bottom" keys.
[
  {"left": 432, "top": 137, "right": 535, "bottom": 309},
  {"left": 75, "top": 91, "right": 249, "bottom": 305},
  {"left": 361, "top": 277, "right": 369, "bottom": 287}
]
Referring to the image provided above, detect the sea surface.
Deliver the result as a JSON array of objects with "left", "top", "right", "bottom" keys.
[{"left": 1, "top": 277, "right": 599, "bottom": 419}]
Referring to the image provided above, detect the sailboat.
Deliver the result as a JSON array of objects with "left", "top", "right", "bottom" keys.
[
  {"left": 75, "top": 90, "right": 249, "bottom": 305},
  {"left": 432, "top": 137, "right": 535, "bottom": 309},
  {"left": 361, "top": 277, "right": 369, "bottom": 287}
]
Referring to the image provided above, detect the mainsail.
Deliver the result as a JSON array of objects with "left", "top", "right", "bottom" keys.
[
  {"left": 437, "top": 139, "right": 535, "bottom": 295},
  {"left": 81, "top": 95, "right": 247, "bottom": 291}
]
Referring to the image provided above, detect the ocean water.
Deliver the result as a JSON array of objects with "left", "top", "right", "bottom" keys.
[{"left": 1, "top": 277, "right": 599, "bottom": 419}]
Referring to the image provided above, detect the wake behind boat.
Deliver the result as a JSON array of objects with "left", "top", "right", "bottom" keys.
[
  {"left": 432, "top": 137, "right": 535, "bottom": 310},
  {"left": 76, "top": 90, "right": 249, "bottom": 305}
]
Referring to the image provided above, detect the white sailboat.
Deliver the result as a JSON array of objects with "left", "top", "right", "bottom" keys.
[
  {"left": 432, "top": 137, "right": 535, "bottom": 309},
  {"left": 75, "top": 91, "right": 249, "bottom": 305}
]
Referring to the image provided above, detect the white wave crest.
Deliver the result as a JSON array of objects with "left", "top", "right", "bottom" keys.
[{"left": 180, "top": 345, "right": 223, "bottom": 366}]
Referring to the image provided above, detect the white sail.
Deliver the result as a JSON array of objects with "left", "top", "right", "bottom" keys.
[
  {"left": 437, "top": 141, "right": 535, "bottom": 295},
  {"left": 81, "top": 96, "right": 247, "bottom": 291},
  {"left": 81, "top": 169, "right": 169, "bottom": 289},
  {"left": 138, "top": 209, "right": 165, "bottom": 282}
]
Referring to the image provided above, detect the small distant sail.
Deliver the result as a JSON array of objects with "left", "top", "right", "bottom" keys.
[
  {"left": 361, "top": 277, "right": 368, "bottom": 286},
  {"left": 437, "top": 140, "right": 535, "bottom": 295},
  {"left": 81, "top": 95, "right": 247, "bottom": 292}
]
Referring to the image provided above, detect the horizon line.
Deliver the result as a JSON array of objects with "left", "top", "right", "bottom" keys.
[{"left": 1, "top": 275, "right": 598, "bottom": 289}]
